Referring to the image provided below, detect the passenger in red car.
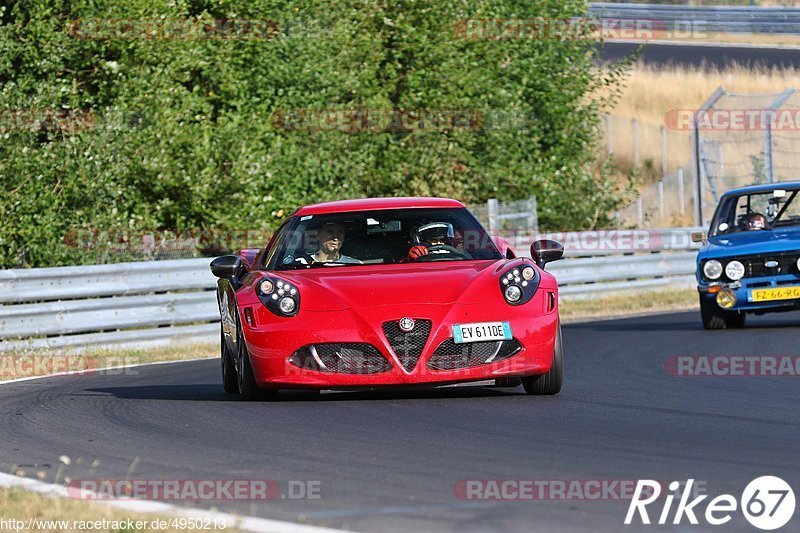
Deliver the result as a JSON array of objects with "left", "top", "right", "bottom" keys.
[{"left": 299, "top": 222, "right": 361, "bottom": 265}]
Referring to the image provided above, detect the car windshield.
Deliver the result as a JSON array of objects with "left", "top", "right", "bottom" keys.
[
  {"left": 267, "top": 207, "right": 502, "bottom": 269},
  {"left": 710, "top": 189, "right": 800, "bottom": 236}
]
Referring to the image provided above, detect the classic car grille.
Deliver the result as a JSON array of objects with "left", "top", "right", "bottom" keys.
[
  {"left": 743, "top": 252, "right": 800, "bottom": 278},
  {"left": 289, "top": 343, "right": 392, "bottom": 374},
  {"left": 427, "top": 339, "right": 522, "bottom": 371},
  {"left": 382, "top": 319, "right": 432, "bottom": 372}
]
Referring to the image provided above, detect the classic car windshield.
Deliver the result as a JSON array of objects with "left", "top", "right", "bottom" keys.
[
  {"left": 711, "top": 189, "right": 800, "bottom": 236},
  {"left": 268, "top": 208, "right": 502, "bottom": 269}
]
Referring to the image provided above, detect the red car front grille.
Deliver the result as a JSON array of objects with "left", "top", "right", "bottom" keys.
[{"left": 382, "top": 319, "right": 432, "bottom": 372}]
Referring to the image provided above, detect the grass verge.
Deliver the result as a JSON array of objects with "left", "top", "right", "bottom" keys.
[
  {"left": 0, "top": 343, "right": 216, "bottom": 381},
  {"left": 560, "top": 289, "right": 697, "bottom": 322}
]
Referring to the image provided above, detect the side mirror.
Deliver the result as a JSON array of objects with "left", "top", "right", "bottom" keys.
[
  {"left": 531, "top": 239, "right": 564, "bottom": 268},
  {"left": 691, "top": 231, "right": 706, "bottom": 243},
  {"left": 210, "top": 255, "right": 242, "bottom": 279}
]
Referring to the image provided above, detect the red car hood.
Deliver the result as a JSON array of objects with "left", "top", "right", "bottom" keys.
[{"left": 277, "top": 261, "right": 507, "bottom": 311}]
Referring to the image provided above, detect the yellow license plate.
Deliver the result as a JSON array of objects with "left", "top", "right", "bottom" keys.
[{"left": 750, "top": 286, "right": 800, "bottom": 302}]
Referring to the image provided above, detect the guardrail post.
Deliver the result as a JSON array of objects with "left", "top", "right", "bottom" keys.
[
  {"left": 678, "top": 168, "right": 686, "bottom": 216},
  {"left": 658, "top": 181, "right": 665, "bottom": 221},
  {"left": 636, "top": 196, "right": 643, "bottom": 227},
  {"left": 527, "top": 196, "right": 538, "bottom": 232},
  {"left": 487, "top": 198, "right": 499, "bottom": 235}
]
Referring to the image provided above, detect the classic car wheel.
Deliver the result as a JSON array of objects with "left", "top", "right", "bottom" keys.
[
  {"left": 521, "top": 321, "right": 563, "bottom": 395},
  {"left": 235, "top": 316, "right": 277, "bottom": 401},
  {"left": 221, "top": 324, "right": 238, "bottom": 394},
  {"left": 700, "top": 296, "right": 746, "bottom": 330}
]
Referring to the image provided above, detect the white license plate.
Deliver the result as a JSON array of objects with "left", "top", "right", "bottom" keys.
[{"left": 452, "top": 322, "right": 512, "bottom": 344}]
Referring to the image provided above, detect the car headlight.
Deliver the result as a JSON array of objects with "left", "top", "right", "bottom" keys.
[
  {"left": 716, "top": 288, "right": 737, "bottom": 309},
  {"left": 504, "top": 285, "right": 522, "bottom": 302},
  {"left": 500, "top": 263, "right": 540, "bottom": 305},
  {"left": 703, "top": 260, "right": 723, "bottom": 280},
  {"left": 259, "top": 280, "right": 274, "bottom": 294},
  {"left": 797, "top": 257, "right": 800, "bottom": 272},
  {"left": 279, "top": 297, "right": 296, "bottom": 314},
  {"left": 725, "top": 260, "right": 745, "bottom": 281},
  {"left": 257, "top": 277, "right": 300, "bottom": 317}
]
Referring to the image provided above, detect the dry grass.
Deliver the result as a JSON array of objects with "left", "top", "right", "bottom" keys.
[
  {"left": 0, "top": 343, "right": 216, "bottom": 381},
  {"left": 560, "top": 289, "right": 698, "bottom": 322},
  {"left": 599, "top": 63, "right": 800, "bottom": 177},
  {"left": 696, "top": 32, "right": 800, "bottom": 47},
  {"left": 607, "top": 63, "right": 800, "bottom": 125},
  {"left": 0, "top": 486, "right": 245, "bottom": 533}
]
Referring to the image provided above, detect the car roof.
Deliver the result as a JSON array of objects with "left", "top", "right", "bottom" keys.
[
  {"left": 295, "top": 197, "right": 466, "bottom": 216},
  {"left": 721, "top": 181, "right": 800, "bottom": 198}
]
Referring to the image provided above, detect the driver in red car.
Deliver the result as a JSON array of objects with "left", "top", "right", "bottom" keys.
[{"left": 405, "top": 222, "right": 456, "bottom": 261}]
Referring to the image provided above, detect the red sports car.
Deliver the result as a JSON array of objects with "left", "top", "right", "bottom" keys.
[{"left": 210, "top": 197, "right": 564, "bottom": 400}]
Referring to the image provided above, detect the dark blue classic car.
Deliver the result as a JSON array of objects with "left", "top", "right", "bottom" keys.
[{"left": 695, "top": 182, "right": 800, "bottom": 329}]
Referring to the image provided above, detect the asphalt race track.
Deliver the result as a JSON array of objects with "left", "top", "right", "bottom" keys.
[
  {"left": 1, "top": 311, "right": 799, "bottom": 532},
  {"left": 598, "top": 42, "right": 800, "bottom": 69}
]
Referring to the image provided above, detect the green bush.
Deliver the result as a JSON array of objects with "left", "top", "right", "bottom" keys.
[{"left": 0, "top": 0, "right": 628, "bottom": 268}]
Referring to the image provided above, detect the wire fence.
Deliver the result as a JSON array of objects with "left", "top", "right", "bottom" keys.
[
  {"left": 604, "top": 87, "right": 800, "bottom": 227},
  {"left": 693, "top": 88, "right": 800, "bottom": 224}
]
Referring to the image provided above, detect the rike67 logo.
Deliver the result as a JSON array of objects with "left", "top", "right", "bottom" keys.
[{"left": 626, "top": 477, "right": 795, "bottom": 530}]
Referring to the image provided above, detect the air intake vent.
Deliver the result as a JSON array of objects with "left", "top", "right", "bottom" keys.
[
  {"left": 382, "top": 319, "right": 432, "bottom": 372},
  {"left": 427, "top": 339, "right": 522, "bottom": 371},
  {"left": 289, "top": 344, "right": 391, "bottom": 374}
]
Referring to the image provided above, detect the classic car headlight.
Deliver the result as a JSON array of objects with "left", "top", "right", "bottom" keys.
[
  {"left": 703, "top": 260, "right": 723, "bottom": 280},
  {"left": 258, "top": 277, "right": 299, "bottom": 317},
  {"left": 500, "top": 263, "right": 540, "bottom": 305},
  {"left": 716, "top": 288, "right": 737, "bottom": 309},
  {"left": 725, "top": 260, "right": 745, "bottom": 281},
  {"left": 796, "top": 257, "right": 800, "bottom": 272}
]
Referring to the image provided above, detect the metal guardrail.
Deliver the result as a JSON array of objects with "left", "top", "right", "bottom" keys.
[
  {"left": 0, "top": 231, "right": 700, "bottom": 352},
  {"left": 590, "top": 2, "right": 800, "bottom": 34}
]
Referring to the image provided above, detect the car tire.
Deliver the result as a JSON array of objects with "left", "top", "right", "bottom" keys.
[
  {"left": 700, "top": 295, "right": 746, "bottom": 330},
  {"left": 521, "top": 321, "right": 563, "bottom": 396},
  {"left": 235, "top": 316, "right": 277, "bottom": 402},
  {"left": 221, "top": 325, "right": 238, "bottom": 394}
]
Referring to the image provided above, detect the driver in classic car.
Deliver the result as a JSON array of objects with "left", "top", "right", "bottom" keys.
[{"left": 745, "top": 212, "right": 768, "bottom": 231}]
